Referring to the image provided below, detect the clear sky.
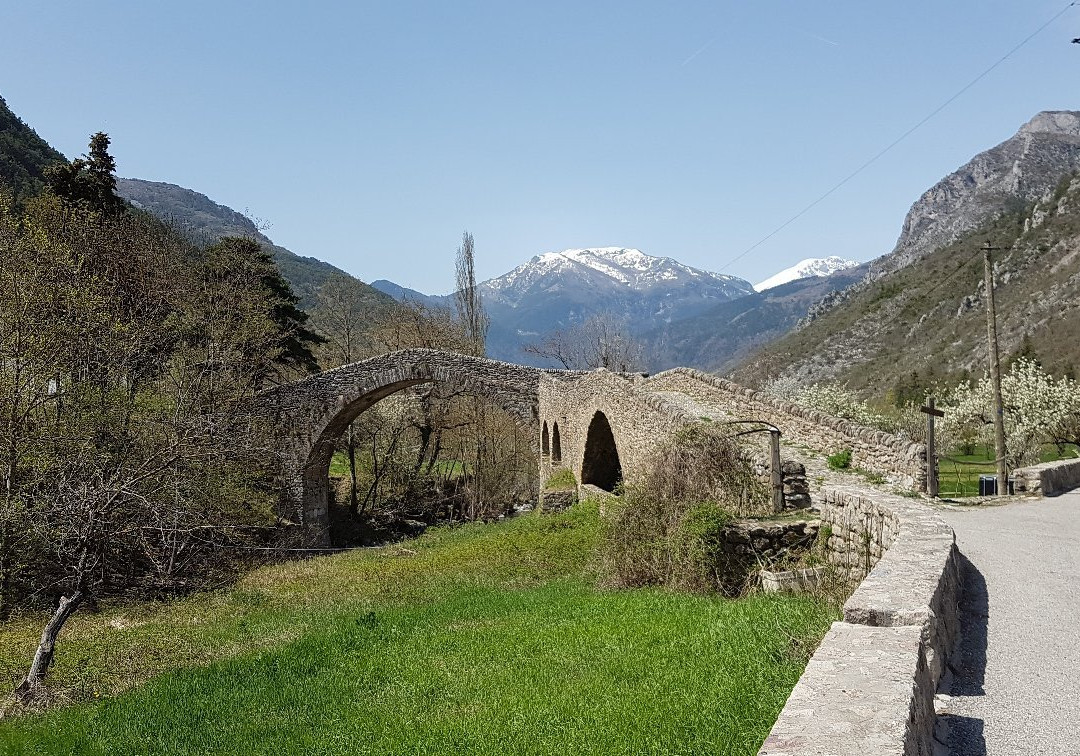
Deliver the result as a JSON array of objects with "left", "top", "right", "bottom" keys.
[{"left": 2, "top": 1, "right": 1078, "bottom": 292}]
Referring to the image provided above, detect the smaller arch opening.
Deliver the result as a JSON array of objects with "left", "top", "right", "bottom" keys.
[
  {"left": 581, "top": 411, "right": 621, "bottom": 492},
  {"left": 542, "top": 421, "right": 550, "bottom": 457},
  {"left": 551, "top": 422, "right": 562, "bottom": 463}
]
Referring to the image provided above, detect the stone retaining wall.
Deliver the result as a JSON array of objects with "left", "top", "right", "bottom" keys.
[
  {"left": 645, "top": 368, "right": 928, "bottom": 491},
  {"left": 1012, "top": 457, "right": 1080, "bottom": 496},
  {"left": 759, "top": 487, "right": 959, "bottom": 756},
  {"left": 716, "top": 519, "right": 819, "bottom": 594}
]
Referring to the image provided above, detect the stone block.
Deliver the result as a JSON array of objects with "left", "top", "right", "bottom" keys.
[{"left": 758, "top": 623, "right": 933, "bottom": 756}]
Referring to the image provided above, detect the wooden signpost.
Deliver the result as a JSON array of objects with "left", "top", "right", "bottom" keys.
[{"left": 920, "top": 398, "right": 944, "bottom": 497}]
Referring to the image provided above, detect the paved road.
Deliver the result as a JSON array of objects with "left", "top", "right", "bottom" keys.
[{"left": 941, "top": 493, "right": 1080, "bottom": 756}]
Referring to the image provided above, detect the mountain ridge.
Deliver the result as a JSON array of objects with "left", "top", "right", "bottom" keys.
[
  {"left": 115, "top": 178, "right": 396, "bottom": 313},
  {"left": 731, "top": 110, "right": 1080, "bottom": 396},
  {"left": 873, "top": 109, "right": 1080, "bottom": 276}
]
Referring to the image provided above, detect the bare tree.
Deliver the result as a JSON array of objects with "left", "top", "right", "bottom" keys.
[
  {"left": 454, "top": 231, "right": 488, "bottom": 357},
  {"left": 523, "top": 312, "right": 644, "bottom": 372},
  {"left": 311, "top": 273, "right": 377, "bottom": 514}
]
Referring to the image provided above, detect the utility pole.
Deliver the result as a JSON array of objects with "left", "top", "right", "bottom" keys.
[{"left": 983, "top": 241, "right": 1008, "bottom": 494}]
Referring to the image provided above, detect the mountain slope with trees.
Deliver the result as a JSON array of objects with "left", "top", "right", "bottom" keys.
[
  {"left": 0, "top": 95, "right": 67, "bottom": 205},
  {"left": 733, "top": 111, "right": 1080, "bottom": 398},
  {"left": 734, "top": 172, "right": 1080, "bottom": 397},
  {"left": 641, "top": 265, "right": 867, "bottom": 372},
  {"left": 115, "top": 178, "right": 398, "bottom": 315}
]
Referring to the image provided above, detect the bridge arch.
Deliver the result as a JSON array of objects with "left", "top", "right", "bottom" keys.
[
  {"left": 261, "top": 349, "right": 549, "bottom": 544},
  {"left": 581, "top": 411, "right": 622, "bottom": 491}
]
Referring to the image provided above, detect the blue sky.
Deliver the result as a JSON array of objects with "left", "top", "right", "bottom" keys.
[{"left": 2, "top": 1, "right": 1078, "bottom": 292}]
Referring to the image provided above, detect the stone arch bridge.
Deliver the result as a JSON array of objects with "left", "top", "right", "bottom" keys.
[{"left": 260, "top": 349, "right": 928, "bottom": 544}]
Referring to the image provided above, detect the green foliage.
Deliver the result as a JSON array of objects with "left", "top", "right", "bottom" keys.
[
  {"left": 0, "top": 503, "right": 836, "bottom": 755},
  {"left": 543, "top": 467, "right": 577, "bottom": 491},
  {"left": 200, "top": 236, "right": 325, "bottom": 378},
  {"left": 0, "top": 175, "right": 326, "bottom": 627},
  {"left": 0, "top": 95, "right": 67, "bottom": 206},
  {"left": 826, "top": 449, "right": 852, "bottom": 470}
]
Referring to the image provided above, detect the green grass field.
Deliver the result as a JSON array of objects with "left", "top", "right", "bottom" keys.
[
  {"left": 0, "top": 500, "right": 837, "bottom": 755},
  {"left": 938, "top": 443, "right": 1080, "bottom": 497}
]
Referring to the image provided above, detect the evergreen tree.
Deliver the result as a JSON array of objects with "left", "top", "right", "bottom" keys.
[{"left": 45, "top": 132, "right": 125, "bottom": 217}]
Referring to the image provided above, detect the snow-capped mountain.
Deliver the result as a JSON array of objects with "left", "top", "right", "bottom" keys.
[
  {"left": 754, "top": 256, "right": 859, "bottom": 292},
  {"left": 374, "top": 247, "right": 755, "bottom": 364},
  {"left": 484, "top": 247, "right": 752, "bottom": 308},
  {"left": 477, "top": 247, "right": 753, "bottom": 361}
]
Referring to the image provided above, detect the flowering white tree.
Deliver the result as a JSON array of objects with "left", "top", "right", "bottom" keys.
[
  {"left": 788, "top": 383, "right": 887, "bottom": 429},
  {"left": 939, "top": 358, "right": 1080, "bottom": 466}
]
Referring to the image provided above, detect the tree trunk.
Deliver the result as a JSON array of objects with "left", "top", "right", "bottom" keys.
[
  {"left": 15, "top": 590, "right": 84, "bottom": 702},
  {"left": 347, "top": 423, "right": 359, "bottom": 515}
]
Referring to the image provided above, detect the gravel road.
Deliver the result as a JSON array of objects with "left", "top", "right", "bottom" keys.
[{"left": 940, "top": 493, "right": 1080, "bottom": 755}]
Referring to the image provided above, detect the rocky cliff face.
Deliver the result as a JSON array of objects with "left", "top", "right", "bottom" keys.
[
  {"left": 733, "top": 173, "right": 1080, "bottom": 393},
  {"left": 875, "top": 111, "right": 1080, "bottom": 275}
]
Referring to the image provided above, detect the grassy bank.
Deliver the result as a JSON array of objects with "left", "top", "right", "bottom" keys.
[{"left": 0, "top": 500, "right": 837, "bottom": 755}]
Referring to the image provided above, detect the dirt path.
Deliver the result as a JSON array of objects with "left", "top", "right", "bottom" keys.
[{"left": 940, "top": 493, "right": 1080, "bottom": 755}]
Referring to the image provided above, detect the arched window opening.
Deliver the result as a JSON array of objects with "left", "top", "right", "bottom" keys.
[
  {"left": 542, "top": 421, "right": 550, "bottom": 457},
  {"left": 581, "top": 411, "right": 621, "bottom": 492},
  {"left": 551, "top": 422, "right": 563, "bottom": 463}
]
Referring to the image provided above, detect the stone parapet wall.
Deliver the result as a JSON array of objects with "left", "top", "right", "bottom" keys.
[
  {"left": 645, "top": 368, "right": 928, "bottom": 491},
  {"left": 760, "top": 486, "right": 959, "bottom": 756},
  {"left": 1012, "top": 457, "right": 1080, "bottom": 496},
  {"left": 760, "top": 623, "right": 935, "bottom": 756}
]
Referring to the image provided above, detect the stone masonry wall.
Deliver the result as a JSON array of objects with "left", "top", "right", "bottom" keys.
[
  {"left": 715, "top": 520, "right": 819, "bottom": 595},
  {"left": 645, "top": 368, "right": 928, "bottom": 491},
  {"left": 760, "top": 486, "right": 959, "bottom": 756},
  {"left": 1012, "top": 457, "right": 1080, "bottom": 496},
  {"left": 538, "top": 370, "right": 694, "bottom": 493}
]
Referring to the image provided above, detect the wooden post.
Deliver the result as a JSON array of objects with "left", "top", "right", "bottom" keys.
[
  {"left": 983, "top": 241, "right": 1009, "bottom": 494},
  {"left": 926, "top": 397, "right": 938, "bottom": 497},
  {"left": 770, "top": 429, "right": 783, "bottom": 514}
]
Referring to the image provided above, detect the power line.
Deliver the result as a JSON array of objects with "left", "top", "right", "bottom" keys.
[{"left": 718, "top": 1, "right": 1078, "bottom": 272}]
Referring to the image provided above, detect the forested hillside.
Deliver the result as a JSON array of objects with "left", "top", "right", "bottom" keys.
[
  {"left": 0, "top": 95, "right": 66, "bottom": 204},
  {"left": 115, "top": 178, "right": 398, "bottom": 315},
  {"left": 640, "top": 266, "right": 866, "bottom": 372}
]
